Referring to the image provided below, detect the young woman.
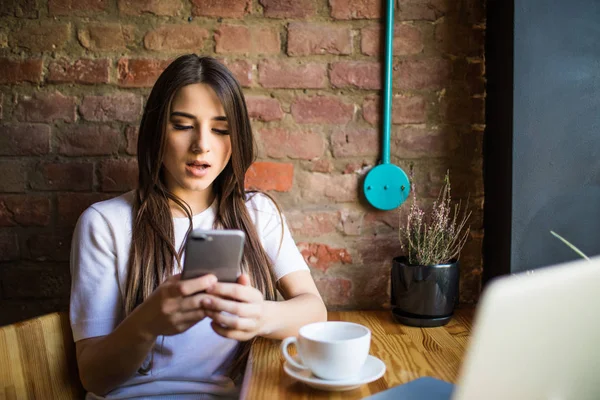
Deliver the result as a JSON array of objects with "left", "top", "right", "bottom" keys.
[{"left": 70, "top": 54, "right": 327, "bottom": 399}]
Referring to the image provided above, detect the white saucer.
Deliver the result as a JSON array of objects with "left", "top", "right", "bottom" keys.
[{"left": 283, "top": 355, "right": 386, "bottom": 391}]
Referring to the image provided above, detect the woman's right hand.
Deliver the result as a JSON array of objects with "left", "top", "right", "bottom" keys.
[{"left": 134, "top": 273, "right": 218, "bottom": 339}]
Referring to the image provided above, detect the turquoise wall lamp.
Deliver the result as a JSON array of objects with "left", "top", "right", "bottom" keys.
[{"left": 363, "top": 0, "right": 411, "bottom": 211}]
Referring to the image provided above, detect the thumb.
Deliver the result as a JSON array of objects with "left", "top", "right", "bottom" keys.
[{"left": 237, "top": 274, "right": 251, "bottom": 286}]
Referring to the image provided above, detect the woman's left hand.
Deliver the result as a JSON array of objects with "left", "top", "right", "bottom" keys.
[{"left": 201, "top": 274, "right": 266, "bottom": 341}]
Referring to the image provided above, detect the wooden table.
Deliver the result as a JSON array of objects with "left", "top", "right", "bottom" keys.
[{"left": 241, "top": 308, "right": 474, "bottom": 399}]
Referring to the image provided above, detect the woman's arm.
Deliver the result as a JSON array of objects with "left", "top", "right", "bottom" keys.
[
  {"left": 259, "top": 270, "right": 327, "bottom": 339},
  {"left": 75, "top": 309, "right": 156, "bottom": 396},
  {"left": 203, "top": 270, "right": 327, "bottom": 341},
  {"left": 76, "top": 274, "right": 218, "bottom": 396}
]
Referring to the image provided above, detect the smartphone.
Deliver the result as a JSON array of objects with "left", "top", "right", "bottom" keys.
[{"left": 181, "top": 229, "right": 246, "bottom": 282}]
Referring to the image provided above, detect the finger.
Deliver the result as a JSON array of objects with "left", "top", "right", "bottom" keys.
[
  {"left": 177, "top": 274, "right": 217, "bottom": 297},
  {"left": 163, "top": 274, "right": 182, "bottom": 296},
  {"left": 201, "top": 296, "right": 259, "bottom": 318},
  {"left": 179, "top": 292, "right": 210, "bottom": 312},
  {"left": 206, "top": 310, "right": 256, "bottom": 332},
  {"left": 177, "top": 309, "right": 207, "bottom": 324},
  {"left": 210, "top": 320, "right": 254, "bottom": 341},
  {"left": 206, "top": 282, "right": 262, "bottom": 303},
  {"left": 237, "top": 274, "right": 251, "bottom": 286}
]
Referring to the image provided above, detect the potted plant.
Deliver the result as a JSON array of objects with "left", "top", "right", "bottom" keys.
[{"left": 391, "top": 172, "right": 471, "bottom": 327}]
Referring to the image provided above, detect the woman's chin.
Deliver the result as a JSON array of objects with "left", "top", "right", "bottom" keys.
[{"left": 184, "top": 183, "right": 212, "bottom": 193}]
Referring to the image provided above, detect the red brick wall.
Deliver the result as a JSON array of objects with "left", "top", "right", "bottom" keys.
[{"left": 0, "top": 0, "right": 485, "bottom": 325}]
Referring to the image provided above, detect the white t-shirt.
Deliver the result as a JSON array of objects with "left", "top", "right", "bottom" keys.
[{"left": 70, "top": 191, "right": 309, "bottom": 399}]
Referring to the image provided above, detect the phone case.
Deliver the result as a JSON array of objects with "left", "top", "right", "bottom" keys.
[{"left": 181, "top": 229, "right": 246, "bottom": 282}]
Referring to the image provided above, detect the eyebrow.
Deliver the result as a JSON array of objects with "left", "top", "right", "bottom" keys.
[{"left": 170, "top": 111, "right": 228, "bottom": 121}]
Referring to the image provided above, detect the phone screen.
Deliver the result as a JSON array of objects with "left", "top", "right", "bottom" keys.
[{"left": 181, "top": 229, "right": 245, "bottom": 282}]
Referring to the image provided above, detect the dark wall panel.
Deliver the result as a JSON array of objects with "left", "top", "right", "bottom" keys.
[
  {"left": 512, "top": 0, "right": 600, "bottom": 272},
  {"left": 484, "top": 0, "right": 600, "bottom": 280}
]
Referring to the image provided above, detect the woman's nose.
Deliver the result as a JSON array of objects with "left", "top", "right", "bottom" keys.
[{"left": 191, "top": 125, "right": 211, "bottom": 153}]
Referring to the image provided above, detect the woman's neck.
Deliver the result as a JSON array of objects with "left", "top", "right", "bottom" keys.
[{"left": 169, "top": 190, "right": 215, "bottom": 218}]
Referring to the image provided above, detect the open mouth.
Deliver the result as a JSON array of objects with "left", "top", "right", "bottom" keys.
[
  {"left": 186, "top": 161, "right": 211, "bottom": 177},
  {"left": 187, "top": 161, "right": 211, "bottom": 169}
]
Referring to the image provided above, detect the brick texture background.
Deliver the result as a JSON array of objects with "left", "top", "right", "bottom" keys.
[{"left": 0, "top": 0, "right": 485, "bottom": 325}]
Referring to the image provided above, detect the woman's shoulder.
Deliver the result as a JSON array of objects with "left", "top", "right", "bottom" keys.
[
  {"left": 80, "top": 191, "right": 136, "bottom": 227},
  {"left": 244, "top": 191, "right": 284, "bottom": 231},
  {"left": 245, "top": 191, "right": 279, "bottom": 215}
]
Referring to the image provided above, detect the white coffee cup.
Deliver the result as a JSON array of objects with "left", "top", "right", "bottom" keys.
[{"left": 280, "top": 321, "right": 371, "bottom": 380}]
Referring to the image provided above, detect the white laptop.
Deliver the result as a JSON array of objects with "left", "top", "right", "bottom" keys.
[{"left": 453, "top": 255, "right": 600, "bottom": 400}]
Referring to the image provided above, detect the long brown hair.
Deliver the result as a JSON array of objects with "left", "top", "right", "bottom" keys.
[{"left": 125, "top": 55, "right": 278, "bottom": 378}]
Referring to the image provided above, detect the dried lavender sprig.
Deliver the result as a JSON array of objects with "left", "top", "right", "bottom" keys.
[{"left": 398, "top": 171, "right": 471, "bottom": 266}]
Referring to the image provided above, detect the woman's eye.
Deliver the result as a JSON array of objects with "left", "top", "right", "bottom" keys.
[
  {"left": 213, "top": 128, "right": 230, "bottom": 135},
  {"left": 173, "top": 124, "right": 193, "bottom": 130}
]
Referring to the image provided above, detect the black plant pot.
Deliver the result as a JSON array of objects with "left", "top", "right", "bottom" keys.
[{"left": 391, "top": 256, "right": 459, "bottom": 327}]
